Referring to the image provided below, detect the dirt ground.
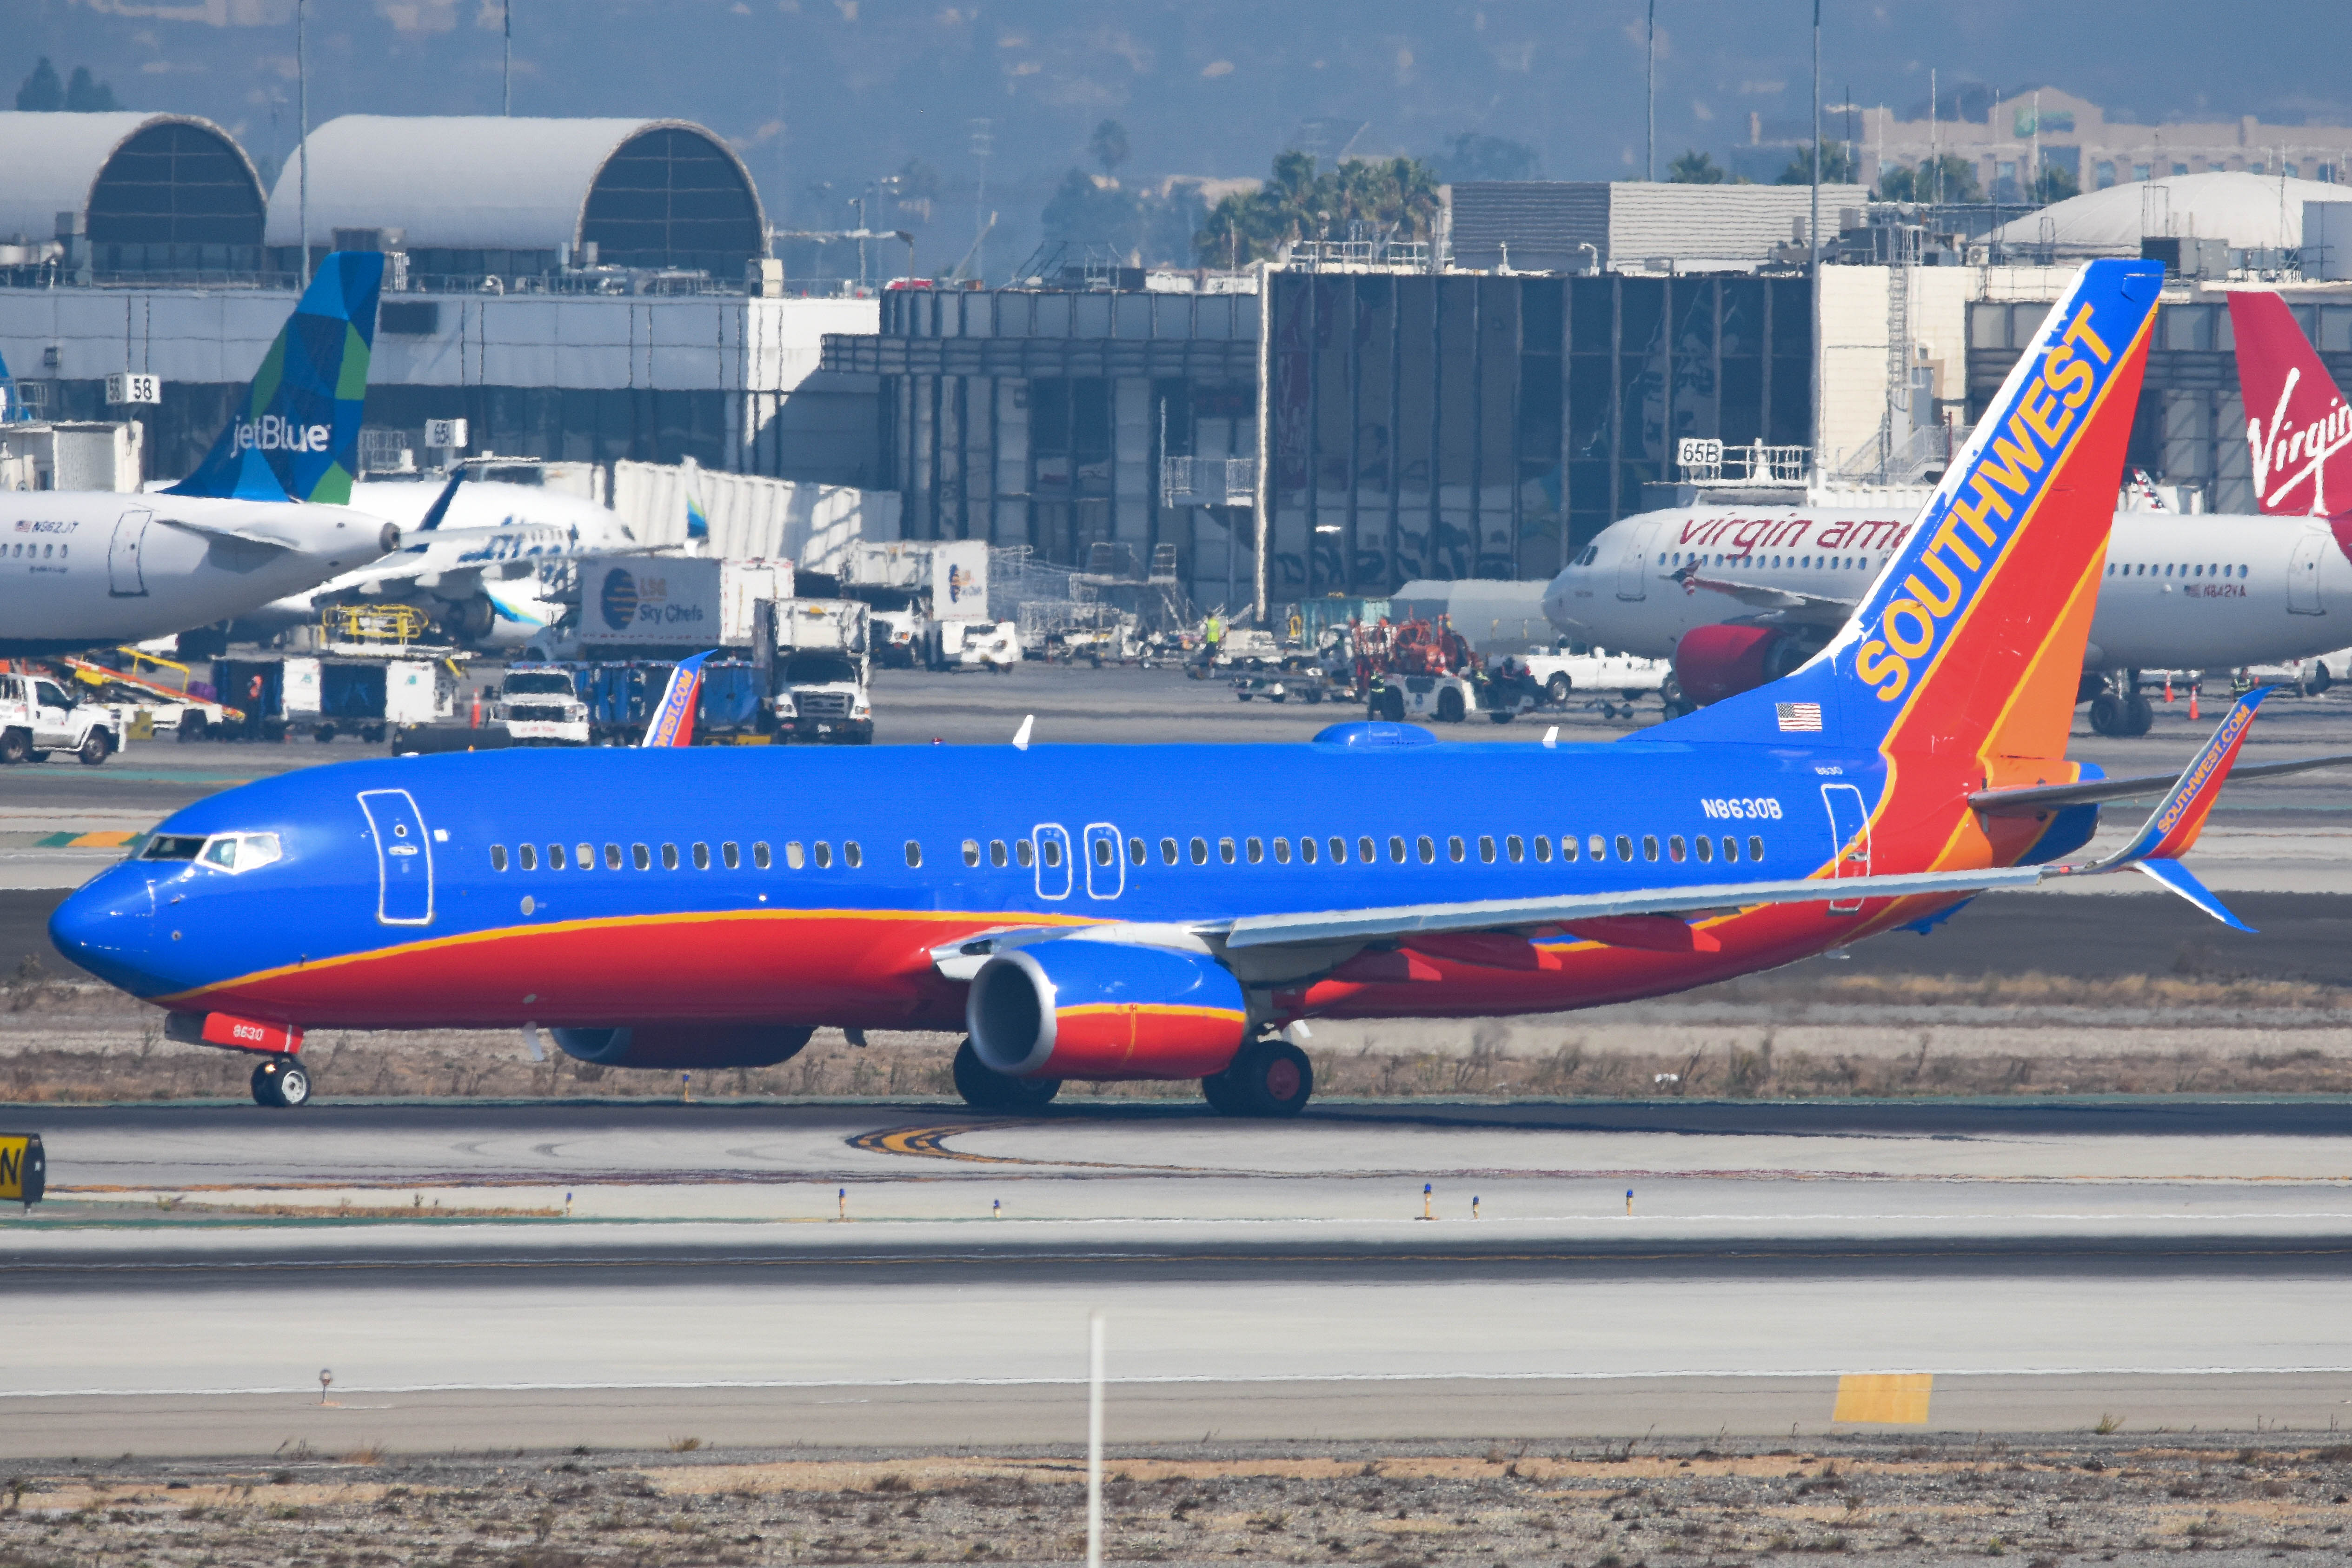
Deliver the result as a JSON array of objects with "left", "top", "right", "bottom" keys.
[
  {"left": 2, "top": 1435, "right": 2349, "bottom": 1567},
  {"left": 7, "top": 950, "right": 2352, "bottom": 1103}
]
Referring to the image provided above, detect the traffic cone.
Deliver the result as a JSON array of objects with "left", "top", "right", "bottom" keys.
[
  {"left": 2189, "top": 683, "right": 2200, "bottom": 721},
  {"left": 2164, "top": 677, "right": 2174, "bottom": 704}
]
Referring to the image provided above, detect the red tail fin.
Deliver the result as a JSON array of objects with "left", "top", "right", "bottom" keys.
[{"left": 2227, "top": 292, "right": 2352, "bottom": 519}]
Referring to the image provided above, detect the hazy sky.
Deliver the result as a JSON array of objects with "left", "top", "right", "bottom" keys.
[{"left": 5, "top": 1, "right": 2344, "bottom": 263}]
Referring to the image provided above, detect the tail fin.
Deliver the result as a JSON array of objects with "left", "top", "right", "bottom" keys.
[
  {"left": 2226, "top": 291, "right": 2352, "bottom": 520},
  {"left": 1655, "top": 258, "right": 2162, "bottom": 761},
  {"left": 641, "top": 651, "right": 714, "bottom": 747},
  {"left": 169, "top": 252, "right": 385, "bottom": 505}
]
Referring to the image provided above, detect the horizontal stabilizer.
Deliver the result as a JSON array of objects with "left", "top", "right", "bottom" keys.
[
  {"left": 1972, "top": 749, "right": 2352, "bottom": 815},
  {"left": 2133, "top": 857, "right": 2253, "bottom": 931}
]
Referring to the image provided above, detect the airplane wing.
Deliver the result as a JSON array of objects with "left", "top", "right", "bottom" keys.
[
  {"left": 154, "top": 516, "right": 304, "bottom": 552},
  {"left": 1665, "top": 563, "right": 1858, "bottom": 625}
]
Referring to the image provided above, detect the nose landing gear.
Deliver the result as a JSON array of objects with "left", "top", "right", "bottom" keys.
[{"left": 251, "top": 1055, "right": 312, "bottom": 1109}]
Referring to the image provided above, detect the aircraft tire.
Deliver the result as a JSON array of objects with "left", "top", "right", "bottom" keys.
[
  {"left": 2124, "top": 692, "right": 2156, "bottom": 736},
  {"left": 951, "top": 1039, "right": 1062, "bottom": 1112},
  {"left": 2088, "top": 693, "right": 2123, "bottom": 736},
  {"left": 1199, "top": 1067, "right": 1246, "bottom": 1115},
  {"left": 251, "top": 1056, "right": 311, "bottom": 1109},
  {"left": 1223, "top": 1039, "right": 1314, "bottom": 1118}
]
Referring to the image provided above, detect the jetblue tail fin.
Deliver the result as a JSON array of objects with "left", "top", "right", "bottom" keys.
[
  {"left": 2226, "top": 291, "right": 2352, "bottom": 520},
  {"left": 1654, "top": 258, "right": 2162, "bottom": 761},
  {"left": 169, "top": 252, "right": 385, "bottom": 505}
]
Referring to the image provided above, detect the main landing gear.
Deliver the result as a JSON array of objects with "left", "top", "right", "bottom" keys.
[
  {"left": 251, "top": 1055, "right": 312, "bottom": 1109},
  {"left": 1200, "top": 1038, "right": 1314, "bottom": 1118},
  {"left": 2087, "top": 674, "right": 2155, "bottom": 737},
  {"left": 951, "top": 1039, "right": 1062, "bottom": 1112}
]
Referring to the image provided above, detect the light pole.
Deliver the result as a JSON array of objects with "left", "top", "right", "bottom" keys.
[
  {"left": 970, "top": 118, "right": 992, "bottom": 282},
  {"left": 503, "top": 0, "right": 512, "bottom": 115},
  {"left": 1646, "top": 0, "right": 1656, "bottom": 183},
  {"left": 296, "top": 0, "right": 309, "bottom": 287}
]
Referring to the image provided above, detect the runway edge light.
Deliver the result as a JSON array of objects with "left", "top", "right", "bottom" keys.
[{"left": 0, "top": 1134, "right": 44, "bottom": 1208}]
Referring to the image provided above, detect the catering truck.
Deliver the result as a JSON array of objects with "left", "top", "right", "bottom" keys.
[
  {"left": 767, "top": 598, "right": 873, "bottom": 744},
  {"left": 578, "top": 556, "right": 794, "bottom": 656}
]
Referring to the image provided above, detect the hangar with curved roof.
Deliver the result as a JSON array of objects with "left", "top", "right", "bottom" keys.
[
  {"left": 0, "top": 111, "right": 266, "bottom": 274},
  {"left": 265, "top": 116, "right": 767, "bottom": 279},
  {"left": 1990, "top": 170, "right": 2347, "bottom": 256}
]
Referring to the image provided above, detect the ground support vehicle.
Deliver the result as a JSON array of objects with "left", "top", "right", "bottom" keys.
[
  {"left": 214, "top": 651, "right": 463, "bottom": 744},
  {"left": 0, "top": 671, "right": 127, "bottom": 765},
  {"left": 1232, "top": 671, "right": 1338, "bottom": 704},
  {"left": 1510, "top": 646, "right": 1675, "bottom": 708},
  {"left": 771, "top": 598, "right": 874, "bottom": 744},
  {"left": 491, "top": 667, "right": 591, "bottom": 745},
  {"left": 1364, "top": 670, "right": 1481, "bottom": 724},
  {"left": 62, "top": 652, "right": 235, "bottom": 742},
  {"left": 931, "top": 618, "right": 1019, "bottom": 672}
]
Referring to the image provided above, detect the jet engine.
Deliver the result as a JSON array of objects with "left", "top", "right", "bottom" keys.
[
  {"left": 550, "top": 1023, "right": 814, "bottom": 1070},
  {"left": 967, "top": 940, "right": 1248, "bottom": 1080},
  {"left": 1672, "top": 624, "right": 1827, "bottom": 707}
]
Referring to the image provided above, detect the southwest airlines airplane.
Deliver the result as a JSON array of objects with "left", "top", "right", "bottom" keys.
[
  {"left": 1543, "top": 300, "right": 2352, "bottom": 737},
  {"left": 48, "top": 261, "right": 2328, "bottom": 1114},
  {"left": 0, "top": 254, "right": 402, "bottom": 656}
]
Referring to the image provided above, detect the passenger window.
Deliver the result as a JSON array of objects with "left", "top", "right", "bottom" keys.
[
  {"left": 1747, "top": 836, "right": 1764, "bottom": 862},
  {"left": 519, "top": 844, "right": 538, "bottom": 871},
  {"left": 1534, "top": 835, "right": 1552, "bottom": 863},
  {"left": 844, "top": 842, "right": 862, "bottom": 868},
  {"left": 577, "top": 843, "right": 593, "bottom": 870},
  {"left": 1447, "top": 836, "right": 1466, "bottom": 863},
  {"left": 692, "top": 843, "right": 711, "bottom": 870},
  {"left": 1558, "top": 836, "right": 1575, "bottom": 863},
  {"left": 1219, "top": 837, "right": 1237, "bottom": 864},
  {"left": 1721, "top": 837, "right": 1739, "bottom": 863},
  {"left": 490, "top": 844, "right": 508, "bottom": 872},
  {"left": 1479, "top": 836, "right": 1497, "bottom": 864},
  {"left": 605, "top": 843, "right": 623, "bottom": 870},
  {"left": 1245, "top": 837, "right": 1263, "bottom": 864},
  {"left": 1092, "top": 837, "right": 1113, "bottom": 867},
  {"left": 631, "top": 843, "right": 650, "bottom": 870},
  {"left": 753, "top": 842, "right": 772, "bottom": 870},
  {"left": 1642, "top": 836, "right": 1660, "bottom": 862},
  {"left": 1668, "top": 835, "right": 1686, "bottom": 863},
  {"left": 547, "top": 844, "right": 566, "bottom": 870},
  {"left": 1591, "top": 835, "right": 1608, "bottom": 860},
  {"left": 1615, "top": 835, "right": 1634, "bottom": 861},
  {"left": 1417, "top": 836, "right": 1435, "bottom": 864},
  {"left": 906, "top": 840, "right": 923, "bottom": 868},
  {"left": 815, "top": 842, "right": 833, "bottom": 869},
  {"left": 1190, "top": 837, "right": 1209, "bottom": 864},
  {"left": 1017, "top": 840, "right": 1035, "bottom": 868},
  {"left": 1272, "top": 837, "right": 1290, "bottom": 864},
  {"left": 786, "top": 841, "right": 806, "bottom": 869},
  {"left": 1161, "top": 837, "right": 1179, "bottom": 864},
  {"left": 1128, "top": 837, "right": 1146, "bottom": 865},
  {"left": 1300, "top": 837, "right": 1318, "bottom": 864},
  {"left": 1037, "top": 838, "right": 1059, "bottom": 868},
  {"left": 963, "top": 839, "right": 981, "bottom": 866},
  {"left": 1506, "top": 835, "right": 1524, "bottom": 863},
  {"left": 1342, "top": 837, "right": 1359, "bottom": 863},
  {"left": 1695, "top": 835, "right": 1713, "bottom": 863},
  {"left": 1389, "top": 836, "right": 1407, "bottom": 863},
  {"left": 660, "top": 844, "right": 678, "bottom": 870},
  {"left": 722, "top": 842, "right": 740, "bottom": 870},
  {"left": 991, "top": 840, "right": 1008, "bottom": 868}
]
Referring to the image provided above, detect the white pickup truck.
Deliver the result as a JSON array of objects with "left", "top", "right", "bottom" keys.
[
  {"left": 1508, "top": 646, "right": 1677, "bottom": 707},
  {"left": 0, "top": 671, "right": 129, "bottom": 765},
  {"left": 493, "top": 668, "right": 591, "bottom": 745}
]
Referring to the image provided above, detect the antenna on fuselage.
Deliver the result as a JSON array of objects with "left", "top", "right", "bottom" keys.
[{"left": 1012, "top": 714, "right": 1034, "bottom": 751}]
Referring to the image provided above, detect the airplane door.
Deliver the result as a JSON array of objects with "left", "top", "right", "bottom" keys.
[
  {"left": 1032, "top": 824, "right": 1072, "bottom": 901},
  {"left": 1820, "top": 783, "right": 1871, "bottom": 916},
  {"left": 2289, "top": 531, "right": 2326, "bottom": 615},
  {"left": 1083, "top": 823, "right": 1124, "bottom": 900},
  {"left": 1615, "top": 519, "right": 1661, "bottom": 600},
  {"left": 107, "top": 507, "right": 152, "bottom": 598},
  {"left": 357, "top": 788, "right": 435, "bottom": 926}
]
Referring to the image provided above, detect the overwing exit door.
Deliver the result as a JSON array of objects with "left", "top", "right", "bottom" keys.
[
  {"left": 357, "top": 789, "right": 435, "bottom": 926},
  {"left": 1820, "top": 783, "right": 1871, "bottom": 915},
  {"left": 1032, "top": 824, "right": 1072, "bottom": 900}
]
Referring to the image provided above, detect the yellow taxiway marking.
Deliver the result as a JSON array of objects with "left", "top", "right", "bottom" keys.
[{"left": 1832, "top": 1372, "right": 1933, "bottom": 1424}]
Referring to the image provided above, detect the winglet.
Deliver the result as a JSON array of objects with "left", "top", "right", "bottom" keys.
[
  {"left": 641, "top": 651, "right": 715, "bottom": 747},
  {"left": 2133, "top": 858, "right": 2255, "bottom": 932},
  {"left": 1012, "top": 714, "right": 1034, "bottom": 751}
]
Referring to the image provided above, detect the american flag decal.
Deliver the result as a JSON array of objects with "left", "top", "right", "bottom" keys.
[{"left": 1776, "top": 702, "right": 1823, "bottom": 732}]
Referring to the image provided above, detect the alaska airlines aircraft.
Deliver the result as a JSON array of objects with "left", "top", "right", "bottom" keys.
[
  {"left": 0, "top": 255, "right": 401, "bottom": 656},
  {"left": 48, "top": 261, "right": 2315, "bottom": 1113}
]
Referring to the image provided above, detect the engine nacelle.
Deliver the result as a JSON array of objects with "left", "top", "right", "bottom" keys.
[
  {"left": 551, "top": 1023, "right": 813, "bottom": 1070},
  {"left": 967, "top": 941, "right": 1248, "bottom": 1081},
  {"left": 1672, "top": 623, "right": 1822, "bottom": 707}
]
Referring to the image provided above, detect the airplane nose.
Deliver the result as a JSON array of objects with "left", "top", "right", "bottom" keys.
[{"left": 49, "top": 872, "right": 162, "bottom": 994}]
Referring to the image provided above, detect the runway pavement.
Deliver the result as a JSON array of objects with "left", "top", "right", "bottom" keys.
[{"left": 1, "top": 1100, "right": 2348, "bottom": 1456}]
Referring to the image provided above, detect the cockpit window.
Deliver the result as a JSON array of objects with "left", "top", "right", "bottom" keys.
[
  {"left": 191, "top": 833, "right": 284, "bottom": 873},
  {"left": 142, "top": 835, "right": 206, "bottom": 861}
]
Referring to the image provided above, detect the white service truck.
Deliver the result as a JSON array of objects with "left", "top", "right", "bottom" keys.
[
  {"left": 492, "top": 667, "right": 591, "bottom": 744},
  {"left": 771, "top": 598, "right": 874, "bottom": 744},
  {"left": 0, "top": 671, "right": 128, "bottom": 765},
  {"left": 1510, "top": 646, "right": 1677, "bottom": 707}
]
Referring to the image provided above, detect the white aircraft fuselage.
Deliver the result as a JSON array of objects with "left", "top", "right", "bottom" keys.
[
  {"left": 0, "top": 492, "right": 400, "bottom": 656},
  {"left": 1544, "top": 503, "right": 2352, "bottom": 671}
]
